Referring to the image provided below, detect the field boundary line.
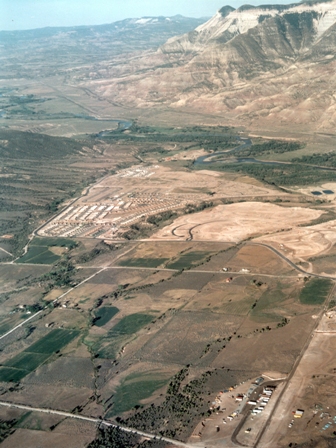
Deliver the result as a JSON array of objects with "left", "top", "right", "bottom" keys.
[{"left": 0, "top": 267, "right": 107, "bottom": 342}]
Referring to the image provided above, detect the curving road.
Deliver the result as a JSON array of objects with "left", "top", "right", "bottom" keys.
[
  {"left": 1, "top": 239, "right": 332, "bottom": 342},
  {"left": 247, "top": 242, "right": 336, "bottom": 280}
]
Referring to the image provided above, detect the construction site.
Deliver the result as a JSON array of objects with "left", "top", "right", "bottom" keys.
[{"left": 38, "top": 163, "right": 279, "bottom": 241}]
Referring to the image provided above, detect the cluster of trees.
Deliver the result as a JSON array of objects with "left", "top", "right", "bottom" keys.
[
  {"left": 292, "top": 152, "right": 336, "bottom": 167},
  {"left": 147, "top": 211, "right": 177, "bottom": 226},
  {"left": 205, "top": 139, "right": 302, "bottom": 161},
  {"left": 75, "top": 241, "right": 119, "bottom": 264},
  {"left": 184, "top": 201, "right": 213, "bottom": 214},
  {"left": 122, "top": 211, "right": 178, "bottom": 240},
  {"left": 39, "top": 258, "right": 76, "bottom": 291},
  {"left": 117, "top": 367, "right": 214, "bottom": 440},
  {"left": 0, "top": 419, "right": 17, "bottom": 444},
  {"left": 88, "top": 426, "right": 166, "bottom": 448},
  {"left": 103, "top": 124, "right": 237, "bottom": 152},
  {"left": 244, "top": 140, "right": 303, "bottom": 156},
  {"left": 220, "top": 163, "right": 336, "bottom": 186},
  {"left": 277, "top": 317, "right": 289, "bottom": 328}
]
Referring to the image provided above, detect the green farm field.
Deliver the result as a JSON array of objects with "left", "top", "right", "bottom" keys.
[
  {"left": 16, "top": 246, "right": 60, "bottom": 265},
  {"left": 166, "top": 251, "right": 211, "bottom": 270},
  {"left": 108, "top": 372, "right": 169, "bottom": 416},
  {"left": 16, "top": 237, "right": 77, "bottom": 264},
  {"left": 31, "top": 237, "right": 76, "bottom": 248},
  {"left": 0, "top": 329, "right": 80, "bottom": 382},
  {"left": 94, "top": 306, "right": 119, "bottom": 327},
  {"left": 24, "top": 329, "right": 80, "bottom": 354},
  {"left": 118, "top": 258, "right": 169, "bottom": 268},
  {"left": 300, "top": 278, "right": 333, "bottom": 305},
  {"left": 108, "top": 313, "right": 154, "bottom": 337}
]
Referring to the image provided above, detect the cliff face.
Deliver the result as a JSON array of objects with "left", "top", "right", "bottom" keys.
[
  {"left": 161, "top": 1, "right": 336, "bottom": 56},
  {"left": 91, "top": 1, "right": 336, "bottom": 132}
]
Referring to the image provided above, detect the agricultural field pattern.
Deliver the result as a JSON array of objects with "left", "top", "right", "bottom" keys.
[{"left": 2, "top": 5, "right": 336, "bottom": 448}]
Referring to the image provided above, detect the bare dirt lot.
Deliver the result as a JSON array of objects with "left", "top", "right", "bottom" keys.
[
  {"left": 38, "top": 166, "right": 280, "bottom": 242},
  {"left": 260, "top": 313, "right": 336, "bottom": 447},
  {"left": 153, "top": 202, "right": 323, "bottom": 242},
  {"left": 257, "top": 219, "right": 336, "bottom": 264}
]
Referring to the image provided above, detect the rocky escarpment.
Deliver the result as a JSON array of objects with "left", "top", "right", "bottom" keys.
[
  {"left": 90, "top": 0, "right": 336, "bottom": 132},
  {"left": 161, "top": 0, "right": 336, "bottom": 56}
]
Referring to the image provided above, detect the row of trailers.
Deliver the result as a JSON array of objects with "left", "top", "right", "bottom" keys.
[{"left": 249, "top": 386, "right": 275, "bottom": 415}]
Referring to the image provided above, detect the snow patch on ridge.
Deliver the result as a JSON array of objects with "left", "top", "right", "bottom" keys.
[{"left": 195, "top": 1, "right": 336, "bottom": 43}]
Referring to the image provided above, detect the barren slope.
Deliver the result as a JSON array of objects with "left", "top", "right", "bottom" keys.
[{"left": 87, "top": 0, "right": 336, "bottom": 133}]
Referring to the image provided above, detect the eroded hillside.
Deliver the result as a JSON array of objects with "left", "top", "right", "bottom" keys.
[{"left": 85, "top": 0, "right": 336, "bottom": 133}]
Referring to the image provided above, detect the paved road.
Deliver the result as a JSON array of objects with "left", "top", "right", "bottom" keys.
[
  {"left": 77, "top": 265, "right": 297, "bottom": 278},
  {"left": 0, "top": 400, "right": 203, "bottom": 448}
]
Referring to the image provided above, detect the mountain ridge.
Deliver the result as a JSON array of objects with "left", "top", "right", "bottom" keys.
[{"left": 89, "top": 0, "right": 336, "bottom": 132}]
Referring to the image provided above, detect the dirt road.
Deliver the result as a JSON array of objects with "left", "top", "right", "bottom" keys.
[{"left": 0, "top": 400, "right": 204, "bottom": 448}]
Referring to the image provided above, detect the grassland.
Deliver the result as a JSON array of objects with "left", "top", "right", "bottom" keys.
[
  {"left": 94, "top": 306, "right": 119, "bottom": 327},
  {"left": 118, "top": 258, "right": 169, "bottom": 268},
  {"left": 0, "top": 315, "right": 28, "bottom": 337},
  {"left": 250, "top": 282, "right": 287, "bottom": 322},
  {"left": 16, "top": 246, "right": 60, "bottom": 264},
  {"left": 166, "top": 251, "right": 210, "bottom": 270},
  {"left": 0, "top": 329, "right": 80, "bottom": 382},
  {"left": 108, "top": 314, "right": 154, "bottom": 337},
  {"left": 299, "top": 278, "right": 333, "bottom": 305},
  {"left": 108, "top": 372, "right": 169, "bottom": 416}
]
